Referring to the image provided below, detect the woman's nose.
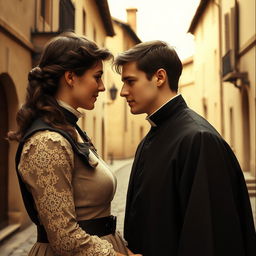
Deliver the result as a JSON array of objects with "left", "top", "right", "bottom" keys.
[{"left": 98, "top": 82, "right": 105, "bottom": 92}]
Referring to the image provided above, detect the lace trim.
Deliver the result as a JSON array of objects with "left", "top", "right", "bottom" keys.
[
  {"left": 75, "top": 236, "right": 116, "bottom": 256},
  {"left": 19, "top": 131, "right": 74, "bottom": 181},
  {"left": 18, "top": 130, "right": 116, "bottom": 256},
  {"left": 22, "top": 130, "right": 73, "bottom": 155}
]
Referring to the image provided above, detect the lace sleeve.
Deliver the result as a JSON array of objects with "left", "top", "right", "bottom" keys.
[{"left": 18, "top": 130, "right": 116, "bottom": 256}]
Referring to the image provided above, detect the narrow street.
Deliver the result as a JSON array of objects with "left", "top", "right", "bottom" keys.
[{"left": 111, "top": 161, "right": 133, "bottom": 235}]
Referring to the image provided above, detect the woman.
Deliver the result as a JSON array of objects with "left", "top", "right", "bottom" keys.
[{"left": 8, "top": 32, "right": 141, "bottom": 256}]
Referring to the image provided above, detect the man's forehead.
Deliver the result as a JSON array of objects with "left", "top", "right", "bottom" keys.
[
  {"left": 121, "top": 62, "right": 139, "bottom": 76},
  {"left": 123, "top": 61, "right": 138, "bottom": 71}
]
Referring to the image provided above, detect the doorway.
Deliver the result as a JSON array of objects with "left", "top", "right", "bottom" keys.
[
  {"left": 0, "top": 82, "right": 9, "bottom": 229},
  {"left": 242, "top": 88, "right": 250, "bottom": 172}
]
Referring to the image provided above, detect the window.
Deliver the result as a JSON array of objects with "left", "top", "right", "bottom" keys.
[
  {"left": 41, "top": 0, "right": 51, "bottom": 24},
  {"left": 93, "top": 27, "right": 96, "bottom": 42},
  {"left": 224, "top": 13, "right": 231, "bottom": 53},
  {"left": 222, "top": 3, "right": 239, "bottom": 76},
  {"left": 41, "top": 0, "right": 45, "bottom": 18},
  {"left": 203, "top": 97, "right": 208, "bottom": 120},
  {"left": 83, "top": 9, "right": 86, "bottom": 35},
  {"left": 229, "top": 107, "right": 235, "bottom": 150},
  {"left": 230, "top": 5, "right": 239, "bottom": 55},
  {"left": 59, "top": 0, "right": 75, "bottom": 32}
]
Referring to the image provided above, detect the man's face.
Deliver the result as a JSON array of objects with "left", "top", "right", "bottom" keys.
[{"left": 120, "top": 62, "right": 159, "bottom": 115}]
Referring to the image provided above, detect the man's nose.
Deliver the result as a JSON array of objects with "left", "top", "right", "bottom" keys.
[{"left": 120, "top": 85, "right": 128, "bottom": 97}]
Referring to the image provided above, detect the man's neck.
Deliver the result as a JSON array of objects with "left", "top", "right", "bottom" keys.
[{"left": 147, "top": 91, "right": 178, "bottom": 116}]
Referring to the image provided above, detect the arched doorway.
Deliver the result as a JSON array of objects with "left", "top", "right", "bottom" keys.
[
  {"left": 0, "top": 78, "right": 9, "bottom": 229},
  {"left": 0, "top": 73, "right": 19, "bottom": 229},
  {"left": 241, "top": 88, "right": 250, "bottom": 172}
]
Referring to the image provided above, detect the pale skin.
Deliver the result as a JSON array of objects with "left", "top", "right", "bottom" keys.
[
  {"left": 120, "top": 61, "right": 177, "bottom": 115},
  {"left": 55, "top": 62, "right": 142, "bottom": 256}
]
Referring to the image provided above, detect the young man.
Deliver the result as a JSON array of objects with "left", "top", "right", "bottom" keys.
[{"left": 114, "top": 41, "right": 256, "bottom": 256}]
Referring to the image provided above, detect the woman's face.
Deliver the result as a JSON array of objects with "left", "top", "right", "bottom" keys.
[{"left": 69, "top": 61, "right": 105, "bottom": 110}]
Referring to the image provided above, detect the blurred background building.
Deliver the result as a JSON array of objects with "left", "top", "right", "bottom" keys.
[
  {"left": 179, "top": 0, "right": 255, "bottom": 195},
  {"left": 105, "top": 10, "right": 149, "bottom": 161},
  {"left": 0, "top": 0, "right": 255, "bottom": 242},
  {"left": 0, "top": 0, "right": 148, "bottom": 241}
]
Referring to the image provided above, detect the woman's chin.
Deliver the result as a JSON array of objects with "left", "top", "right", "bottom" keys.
[{"left": 83, "top": 104, "right": 95, "bottom": 110}]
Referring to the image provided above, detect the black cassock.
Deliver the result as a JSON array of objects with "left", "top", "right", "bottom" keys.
[{"left": 124, "top": 95, "right": 256, "bottom": 256}]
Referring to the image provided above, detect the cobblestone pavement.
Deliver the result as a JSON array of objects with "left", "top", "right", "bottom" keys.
[
  {"left": 7, "top": 234, "right": 36, "bottom": 256},
  {"left": 0, "top": 224, "right": 36, "bottom": 256}
]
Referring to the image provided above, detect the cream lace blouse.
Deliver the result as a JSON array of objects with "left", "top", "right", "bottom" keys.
[{"left": 18, "top": 130, "right": 117, "bottom": 256}]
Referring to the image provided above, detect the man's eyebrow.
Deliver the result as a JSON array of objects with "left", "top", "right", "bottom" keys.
[
  {"left": 95, "top": 70, "right": 103, "bottom": 75},
  {"left": 122, "top": 76, "right": 136, "bottom": 82}
]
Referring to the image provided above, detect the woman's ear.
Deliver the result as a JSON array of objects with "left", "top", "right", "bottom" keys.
[
  {"left": 64, "top": 71, "right": 75, "bottom": 87},
  {"left": 155, "top": 68, "right": 167, "bottom": 87}
]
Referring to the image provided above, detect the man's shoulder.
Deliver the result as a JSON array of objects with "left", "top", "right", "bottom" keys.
[
  {"left": 160, "top": 107, "right": 224, "bottom": 149},
  {"left": 173, "top": 107, "right": 220, "bottom": 136}
]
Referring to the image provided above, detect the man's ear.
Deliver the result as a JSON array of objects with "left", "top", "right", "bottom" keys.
[
  {"left": 64, "top": 71, "right": 75, "bottom": 87},
  {"left": 155, "top": 69, "right": 167, "bottom": 87}
]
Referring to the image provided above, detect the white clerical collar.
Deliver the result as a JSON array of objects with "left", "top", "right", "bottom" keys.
[
  {"left": 57, "top": 100, "right": 83, "bottom": 119},
  {"left": 146, "top": 94, "right": 180, "bottom": 127}
]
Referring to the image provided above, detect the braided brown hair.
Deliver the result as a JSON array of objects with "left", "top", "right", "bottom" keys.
[{"left": 8, "top": 32, "right": 112, "bottom": 141}]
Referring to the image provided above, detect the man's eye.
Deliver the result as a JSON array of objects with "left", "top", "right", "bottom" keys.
[
  {"left": 127, "top": 80, "right": 135, "bottom": 85},
  {"left": 95, "top": 76, "right": 102, "bottom": 81}
]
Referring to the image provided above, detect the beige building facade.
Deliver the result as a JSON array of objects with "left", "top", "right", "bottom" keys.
[
  {"left": 180, "top": 0, "right": 255, "bottom": 182},
  {"left": 105, "top": 11, "right": 150, "bottom": 160},
  {"left": 0, "top": 0, "right": 36, "bottom": 239},
  {"left": 0, "top": 0, "right": 119, "bottom": 239},
  {"left": 71, "top": 0, "right": 114, "bottom": 160}
]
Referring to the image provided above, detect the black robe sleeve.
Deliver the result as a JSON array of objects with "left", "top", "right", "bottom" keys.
[{"left": 177, "top": 131, "right": 256, "bottom": 256}]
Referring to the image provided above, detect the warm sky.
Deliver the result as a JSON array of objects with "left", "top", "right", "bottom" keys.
[{"left": 107, "top": 0, "right": 201, "bottom": 60}]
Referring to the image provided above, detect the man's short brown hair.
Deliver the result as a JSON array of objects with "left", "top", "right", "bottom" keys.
[{"left": 114, "top": 40, "right": 182, "bottom": 92}]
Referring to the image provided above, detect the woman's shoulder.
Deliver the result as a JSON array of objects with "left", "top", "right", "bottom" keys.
[{"left": 22, "top": 130, "right": 73, "bottom": 155}]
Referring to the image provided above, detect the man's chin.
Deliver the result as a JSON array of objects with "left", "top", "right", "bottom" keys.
[{"left": 130, "top": 108, "right": 142, "bottom": 115}]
